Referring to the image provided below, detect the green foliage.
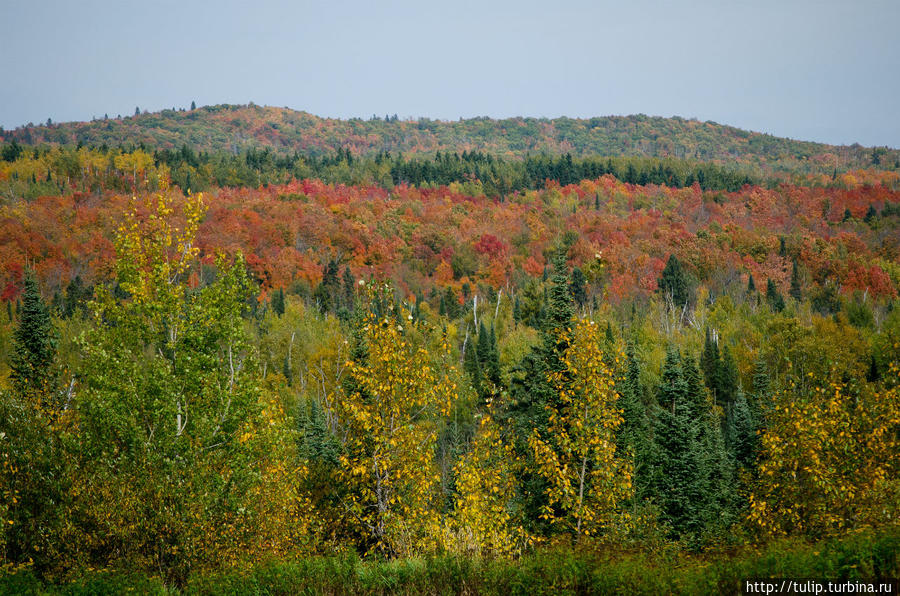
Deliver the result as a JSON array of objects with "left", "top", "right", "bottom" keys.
[
  {"left": 9, "top": 271, "right": 57, "bottom": 398},
  {"left": 657, "top": 255, "right": 690, "bottom": 307}
]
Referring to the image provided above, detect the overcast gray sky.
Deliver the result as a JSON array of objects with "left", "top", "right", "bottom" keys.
[{"left": 2, "top": 0, "right": 898, "bottom": 147}]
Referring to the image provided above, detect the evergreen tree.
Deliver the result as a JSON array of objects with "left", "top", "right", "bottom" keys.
[
  {"left": 715, "top": 345, "right": 739, "bottom": 407},
  {"left": 283, "top": 353, "right": 292, "bottom": 386},
  {"left": 766, "top": 279, "right": 785, "bottom": 313},
  {"left": 747, "top": 273, "right": 756, "bottom": 294},
  {"left": 700, "top": 327, "right": 719, "bottom": 394},
  {"left": 569, "top": 266, "right": 587, "bottom": 308},
  {"left": 789, "top": 260, "right": 802, "bottom": 302},
  {"left": 443, "top": 286, "right": 460, "bottom": 319},
  {"left": 725, "top": 388, "right": 757, "bottom": 469},
  {"left": 864, "top": 204, "right": 877, "bottom": 223},
  {"left": 505, "top": 246, "right": 574, "bottom": 534},
  {"left": 618, "top": 343, "right": 651, "bottom": 498},
  {"left": 342, "top": 266, "right": 355, "bottom": 311},
  {"left": 657, "top": 254, "right": 690, "bottom": 306},
  {"left": 647, "top": 348, "right": 704, "bottom": 538},
  {"left": 271, "top": 287, "right": 285, "bottom": 317},
  {"left": 10, "top": 271, "right": 58, "bottom": 398},
  {"left": 190, "top": 100, "right": 196, "bottom": 110}
]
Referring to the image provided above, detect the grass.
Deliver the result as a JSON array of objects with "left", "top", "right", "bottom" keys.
[{"left": 3, "top": 528, "right": 898, "bottom": 595}]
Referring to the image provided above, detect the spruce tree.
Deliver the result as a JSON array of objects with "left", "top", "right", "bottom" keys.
[
  {"left": 271, "top": 287, "right": 285, "bottom": 316},
  {"left": 506, "top": 246, "right": 574, "bottom": 534},
  {"left": 700, "top": 327, "right": 719, "bottom": 394},
  {"left": 10, "top": 271, "right": 57, "bottom": 398},
  {"left": 569, "top": 266, "right": 587, "bottom": 308},
  {"left": 766, "top": 279, "right": 785, "bottom": 312},
  {"left": 747, "top": 273, "right": 756, "bottom": 294},
  {"left": 789, "top": 260, "right": 802, "bottom": 302},
  {"left": 715, "top": 345, "right": 739, "bottom": 407},
  {"left": 342, "top": 266, "right": 355, "bottom": 311},
  {"left": 618, "top": 343, "right": 651, "bottom": 498},
  {"left": 647, "top": 348, "right": 704, "bottom": 538},
  {"left": 725, "top": 388, "right": 757, "bottom": 469},
  {"left": 657, "top": 254, "right": 690, "bottom": 306}
]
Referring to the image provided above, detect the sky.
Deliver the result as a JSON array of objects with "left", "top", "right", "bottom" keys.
[{"left": 2, "top": 0, "right": 898, "bottom": 148}]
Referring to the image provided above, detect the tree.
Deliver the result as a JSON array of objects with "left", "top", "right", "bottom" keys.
[
  {"left": 528, "top": 319, "right": 632, "bottom": 537},
  {"left": 789, "top": 260, "right": 802, "bottom": 302},
  {"left": 506, "top": 246, "right": 574, "bottom": 533},
  {"left": 190, "top": 100, "right": 196, "bottom": 110},
  {"left": 657, "top": 254, "right": 690, "bottom": 307},
  {"left": 766, "top": 279, "right": 785, "bottom": 313},
  {"left": 271, "top": 286, "right": 285, "bottom": 316},
  {"left": 725, "top": 388, "right": 757, "bottom": 469},
  {"left": 9, "top": 270, "right": 57, "bottom": 399},
  {"left": 570, "top": 266, "right": 587, "bottom": 308},
  {"left": 750, "top": 371, "right": 900, "bottom": 538},
  {"left": 70, "top": 186, "right": 298, "bottom": 583},
  {"left": 447, "top": 415, "right": 529, "bottom": 556},
  {"left": 747, "top": 273, "right": 756, "bottom": 294},
  {"left": 335, "top": 285, "right": 458, "bottom": 555}
]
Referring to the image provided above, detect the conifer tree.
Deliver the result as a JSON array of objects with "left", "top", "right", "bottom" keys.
[
  {"left": 766, "top": 279, "right": 785, "bottom": 312},
  {"left": 506, "top": 246, "right": 575, "bottom": 533},
  {"left": 647, "top": 348, "right": 704, "bottom": 538},
  {"left": 569, "top": 266, "right": 587, "bottom": 308},
  {"left": 271, "top": 287, "right": 285, "bottom": 317},
  {"left": 10, "top": 271, "right": 57, "bottom": 398},
  {"left": 789, "top": 260, "right": 802, "bottom": 302},
  {"left": 725, "top": 388, "right": 757, "bottom": 469},
  {"left": 715, "top": 345, "right": 739, "bottom": 407},
  {"left": 747, "top": 273, "right": 756, "bottom": 294},
  {"left": 657, "top": 254, "right": 690, "bottom": 306}
]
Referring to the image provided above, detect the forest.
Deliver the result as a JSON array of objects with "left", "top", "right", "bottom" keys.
[{"left": 1, "top": 117, "right": 899, "bottom": 593}]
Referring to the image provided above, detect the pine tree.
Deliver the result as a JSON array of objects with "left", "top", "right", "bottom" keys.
[
  {"left": 715, "top": 345, "right": 738, "bottom": 407},
  {"left": 657, "top": 254, "right": 690, "bottom": 306},
  {"left": 506, "top": 246, "right": 575, "bottom": 534},
  {"left": 766, "top": 279, "right": 785, "bottom": 312},
  {"left": 271, "top": 287, "right": 285, "bottom": 316},
  {"left": 342, "top": 266, "right": 355, "bottom": 311},
  {"left": 190, "top": 100, "right": 196, "bottom": 110},
  {"left": 747, "top": 273, "right": 756, "bottom": 294},
  {"left": 700, "top": 327, "right": 719, "bottom": 395},
  {"left": 789, "top": 260, "right": 802, "bottom": 302},
  {"left": 569, "top": 266, "right": 587, "bottom": 308},
  {"left": 10, "top": 271, "right": 58, "bottom": 398},
  {"left": 725, "top": 388, "right": 757, "bottom": 469}
]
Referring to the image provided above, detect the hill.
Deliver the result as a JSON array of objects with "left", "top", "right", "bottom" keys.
[{"left": 3, "top": 104, "right": 897, "bottom": 174}]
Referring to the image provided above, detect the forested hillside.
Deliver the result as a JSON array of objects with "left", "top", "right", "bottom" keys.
[
  {"left": 1, "top": 121, "right": 899, "bottom": 593},
  {"left": 4, "top": 104, "right": 898, "bottom": 174}
]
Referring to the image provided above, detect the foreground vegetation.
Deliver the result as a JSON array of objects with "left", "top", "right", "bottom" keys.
[{"left": 3, "top": 528, "right": 898, "bottom": 595}]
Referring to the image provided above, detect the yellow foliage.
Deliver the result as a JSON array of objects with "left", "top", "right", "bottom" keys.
[
  {"left": 334, "top": 287, "right": 459, "bottom": 556},
  {"left": 750, "top": 364, "right": 900, "bottom": 537},
  {"left": 529, "top": 319, "right": 633, "bottom": 538},
  {"left": 444, "top": 414, "right": 531, "bottom": 557}
]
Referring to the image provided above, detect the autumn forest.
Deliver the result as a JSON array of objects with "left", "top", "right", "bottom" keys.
[{"left": 1, "top": 105, "right": 899, "bottom": 594}]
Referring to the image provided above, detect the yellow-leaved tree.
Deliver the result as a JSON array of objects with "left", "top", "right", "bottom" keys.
[
  {"left": 528, "top": 319, "right": 633, "bottom": 538},
  {"left": 445, "top": 413, "right": 530, "bottom": 556},
  {"left": 334, "top": 285, "right": 458, "bottom": 556},
  {"left": 749, "top": 365, "right": 900, "bottom": 538}
]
